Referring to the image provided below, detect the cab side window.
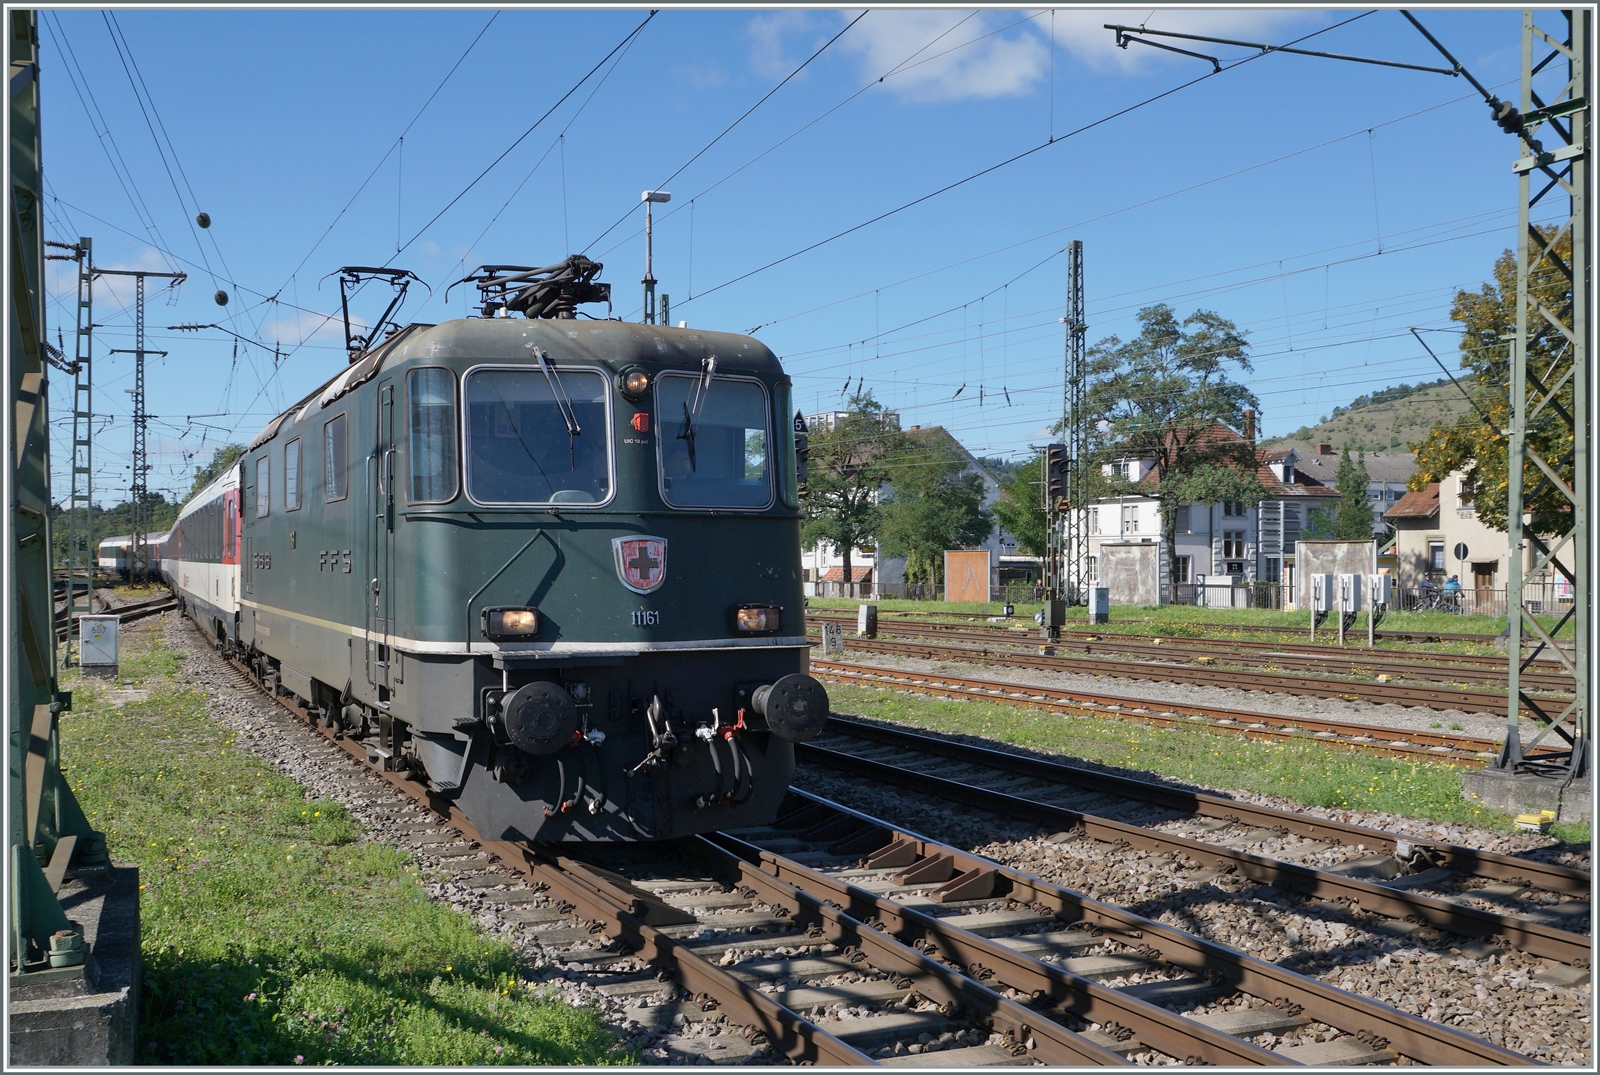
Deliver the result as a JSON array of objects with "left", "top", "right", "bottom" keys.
[
  {"left": 284, "top": 438, "right": 302, "bottom": 511},
  {"left": 255, "top": 456, "right": 270, "bottom": 518},
  {"left": 407, "top": 368, "right": 457, "bottom": 503},
  {"left": 325, "top": 414, "right": 348, "bottom": 502}
]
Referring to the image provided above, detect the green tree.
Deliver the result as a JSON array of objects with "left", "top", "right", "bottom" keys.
[
  {"left": 1410, "top": 228, "right": 1572, "bottom": 534},
  {"left": 993, "top": 456, "right": 1046, "bottom": 556},
  {"left": 1333, "top": 448, "right": 1374, "bottom": 539},
  {"left": 188, "top": 443, "right": 246, "bottom": 500},
  {"left": 799, "top": 392, "right": 900, "bottom": 590},
  {"left": 1083, "top": 304, "right": 1265, "bottom": 573},
  {"left": 877, "top": 428, "right": 992, "bottom": 586}
]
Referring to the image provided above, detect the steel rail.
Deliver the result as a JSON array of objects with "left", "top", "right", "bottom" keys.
[
  {"left": 797, "top": 742, "right": 1590, "bottom": 966},
  {"left": 808, "top": 615, "right": 1575, "bottom": 689},
  {"left": 685, "top": 834, "right": 1135, "bottom": 1066},
  {"left": 55, "top": 597, "right": 178, "bottom": 640},
  {"left": 776, "top": 788, "right": 1539, "bottom": 1067},
  {"left": 812, "top": 659, "right": 1527, "bottom": 766},
  {"left": 810, "top": 631, "right": 1570, "bottom": 716},
  {"left": 704, "top": 832, "right": 1289, "bottom": 1066},
  {"left": 197, "top": 620, "right": 873, "bottom": 1066},
  {"left": 821, "top": 715, "right": 1590, "bottom": 897},
  {"left": 824, "top": 609, "right": 1570, "bottom": 648}
]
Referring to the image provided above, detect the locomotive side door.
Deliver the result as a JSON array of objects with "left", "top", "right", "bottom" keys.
[{"left": 367, "top": 380, "right": 397, "bottom": 702}]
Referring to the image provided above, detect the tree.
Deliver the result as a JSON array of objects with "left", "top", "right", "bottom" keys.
[
  {"left": 799, "top": 391, "right": 899, "bottom": 590},
  {"left": 877, "top": 428, "right": 992, "bottom": 586},
  {"left": 993, "top": 456, "right": 1046, "bottom": 556},
  {"left": 1083, "top": 304, "right": 1266, "bottom": 574},
  {"left": 1306, "top": 447, "right": 1373, "bottom": 539},
  {"left": 188, "top": 443, "right": 246, "bottom": 500},
  {"left": 1410, "top": 228, "right": 1573, "bottom": 534}
]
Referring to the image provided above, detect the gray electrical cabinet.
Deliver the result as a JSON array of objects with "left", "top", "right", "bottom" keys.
[{"left": 79, "top": 615, "right": 119, "bottom": 672}]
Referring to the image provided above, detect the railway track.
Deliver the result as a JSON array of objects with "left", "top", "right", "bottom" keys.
[
  {"left": 810, "top": 659, "right": 1544, "bottom": 768},
  {"left": 845, "top": 608, "right": 1565, "bottom": 648},
  {"left": 807, "top": 615, "right": 1576, "bottom": 691},
  {"left": 806, "top": 629, "right": 1571, "bottom": 717},
  {"left": 800, "top": 717, "right": 1590, "bottom": 964},
  {"left": 176, "top": 612, "right": 1543, "bottom": 1066},
  {"left": 53, "top": 590, "right": 178, "bottom": 642}
]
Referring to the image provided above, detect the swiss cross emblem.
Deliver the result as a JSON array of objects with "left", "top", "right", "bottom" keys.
[{"left": 612, "top": 535, "right": 668, "bottom": 594}]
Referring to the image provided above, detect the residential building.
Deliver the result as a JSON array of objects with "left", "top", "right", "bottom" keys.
[
  {"left": 874, "top": 425, "right": 1007, "bottom": 594},
  {"left": 1295, "top": 443, "right": 1417, "bottom": 535},
  {"left": 1083, "top": 426, "right": 1338, "bottom": 604},
  {"left": 1384, "top": 470, "right": 1563, "bottom": 611}
]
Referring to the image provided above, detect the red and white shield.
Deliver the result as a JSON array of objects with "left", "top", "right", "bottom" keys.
[{"left": 612, "top": 535, "right": 668, "bottom": 594}]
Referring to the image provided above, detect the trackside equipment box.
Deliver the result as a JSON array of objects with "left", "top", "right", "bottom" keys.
[{"left": 79, "top": 615, "right": 119, "bottom": 671}]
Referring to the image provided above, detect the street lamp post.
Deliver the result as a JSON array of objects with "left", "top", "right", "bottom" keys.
[{"left": 641, "top": 190, "right": 670, "bottom": 324}]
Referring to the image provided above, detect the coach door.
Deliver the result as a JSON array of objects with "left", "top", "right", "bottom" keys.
[{"left": 367, "top": 380, "right": 397, "bottom": 702}]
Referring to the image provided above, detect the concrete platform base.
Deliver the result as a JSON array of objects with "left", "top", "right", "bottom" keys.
[
  {"left": 1460, "top": 768, "right": 1593, "bottom": 825},
  {"left": 8, "top": 866, "right": 140, "bottom": 1066}
]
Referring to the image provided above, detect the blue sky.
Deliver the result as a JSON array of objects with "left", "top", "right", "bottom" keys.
[{"left": 36, "top": 6, "right": 1537, "bottom": 506}]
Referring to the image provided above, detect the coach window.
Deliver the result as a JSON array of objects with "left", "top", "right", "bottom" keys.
[
  {"left": 255, "top": 455, "right": 270, "bottom": 518},
  {"left": 324, "top": 413, "right": 348, "bottom": 502},
  {"left": 407, "top": 367, "right": 457, "bottom": 503},
  {"left": 284, "top": 438, "right": 302, "bottom": 511}
]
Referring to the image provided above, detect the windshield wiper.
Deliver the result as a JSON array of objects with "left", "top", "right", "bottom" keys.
[
  {"left": 677, "top": 355, "right": 716, "bottom": 473},
  {"left": 534, "top": 347, "right": 582, "bottom": 469},
  {"left": 534, "top": 348, "right": 581, "bottom": 437}
]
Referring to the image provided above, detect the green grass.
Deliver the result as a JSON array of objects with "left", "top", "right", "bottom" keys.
[
  {"left": 60, "top": 629, "right": 631, "bottom": 1066},
  {"left": 825, "top": 682, "right": 1548, "bottom": 834}
]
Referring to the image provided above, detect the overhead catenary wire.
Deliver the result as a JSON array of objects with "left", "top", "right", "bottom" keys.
[
  {"left": 678, "top": 11, "right": 1381, "bottom": 308},
  {"left": 583, "top": 9, "right": 869, "bottom": 255}
]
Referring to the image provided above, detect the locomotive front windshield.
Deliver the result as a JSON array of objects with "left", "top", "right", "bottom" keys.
[
  {"left": 656, "top": 373, "right": 772, "bottom": 508},
  {"left": 464, "top": 367, "right": 611, "bottom": 504}
]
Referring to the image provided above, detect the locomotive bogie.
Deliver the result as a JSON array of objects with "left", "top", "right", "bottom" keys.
[{"left": 167, "top": 316, "right": 825, "bottom": 842}]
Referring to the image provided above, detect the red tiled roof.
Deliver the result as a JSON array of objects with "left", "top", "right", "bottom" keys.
[
  {"left": 819, "top": 566, "right": 872, "bottom": 583},
  {"left": 1128, "top": 426, "right": 1336, "bottom": 498},
  {"left": 1384, "top": 482, "right": 1440, "bottom": 520}
]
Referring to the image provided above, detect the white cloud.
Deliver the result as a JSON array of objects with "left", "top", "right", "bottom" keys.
[
  {"left": 746, "top": 10, "right": 833, "bottom": 81},
  {"left": 844, "top": 9, "right": 1051, "bottom": 102},
  {"left": 1045, "top": 8, "right": 1326, "bottom": 73},
  {"left": 263, "top": 308, "right": 354, "bottom": 349}
]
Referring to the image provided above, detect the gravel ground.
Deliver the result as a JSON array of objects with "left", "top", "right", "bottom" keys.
[
  {"left": 795, "top": 764, "right": 1593, "bottom": 1066},
  {"left": 825, "top": 648, "right": 1548, "bottom": 741}
]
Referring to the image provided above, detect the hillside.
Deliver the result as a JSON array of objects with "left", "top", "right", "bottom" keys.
[{"left": 1260, "top": 380, "right": 1471, "bottom": 457}]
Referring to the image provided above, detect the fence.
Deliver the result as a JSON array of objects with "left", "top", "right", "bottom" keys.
[
  {"left": 1395, "top": 580, "right": 1573, "bottom": 619},
  {"left": 1171, "top": 581, "right": 1284, "bottom": 610},
  {"left": 811, "top": 581, "right": 1046, "bottom": 605}
]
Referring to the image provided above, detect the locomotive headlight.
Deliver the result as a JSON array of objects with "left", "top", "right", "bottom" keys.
[
  {"left": 735, "top": 605, "right": 782, "bottom": 634},
  {"left": 619, "top": 367, "right": 651, "bottom": 399},
  {"left": 482, "top": 607, "right": 542, "bottom": 640}
]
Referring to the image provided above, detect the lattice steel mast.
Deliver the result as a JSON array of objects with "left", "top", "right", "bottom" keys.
[
  {"left": 1062, "top": 240, "right": 1088, "bottom": 605},
  {"left": 99, "top": 267, "right": 181, "bottom": 586},
  {"left": 61, "top": 237, "right": 92, "bottom": 661},
  {"left": 1500, "top": 9, "right": 1589, "bottom": 781}
]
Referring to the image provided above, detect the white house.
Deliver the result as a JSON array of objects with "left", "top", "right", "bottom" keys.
[{"left": 1082, "top": 425, "right": 1339, "bottom": 604}]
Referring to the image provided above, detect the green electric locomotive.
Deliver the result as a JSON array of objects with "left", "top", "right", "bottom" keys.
[{"left": 170, "top": 258, "right": 828, "bottom": 841}]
